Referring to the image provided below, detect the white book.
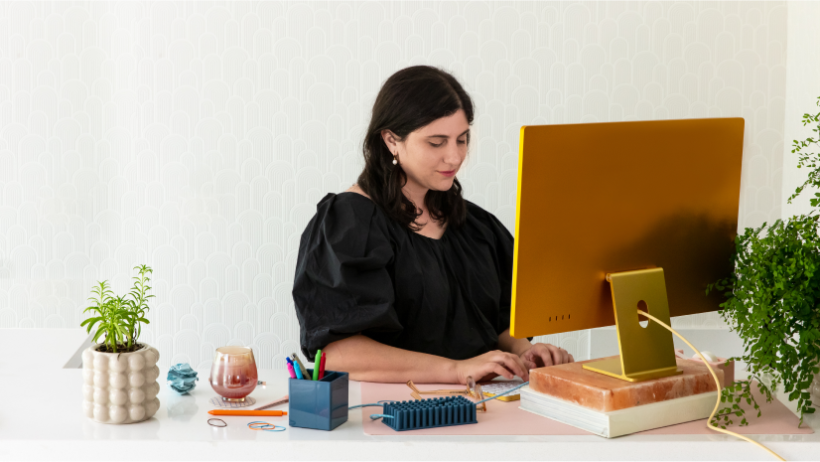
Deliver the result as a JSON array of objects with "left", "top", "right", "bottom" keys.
[{"left": 520, "top": 385, "right": 717, "bottom": 438}]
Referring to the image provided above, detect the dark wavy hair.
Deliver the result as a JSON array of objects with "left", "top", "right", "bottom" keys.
[{"left": 357, "top": 65, "right": 473, "bottom": 231}]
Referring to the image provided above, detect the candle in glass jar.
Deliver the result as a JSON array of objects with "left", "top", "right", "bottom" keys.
[{"left": 209, "top": 346, "right": 258, "bottom": 401}]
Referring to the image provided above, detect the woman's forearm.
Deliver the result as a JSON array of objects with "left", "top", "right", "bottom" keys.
[
  {"left": 497, "top": 328, "right": 532, "bottom": 356},
  {"left": 322, "top": 334, "right": 458, "bottom": 383}
]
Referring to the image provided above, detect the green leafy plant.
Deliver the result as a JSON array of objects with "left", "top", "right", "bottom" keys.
[
  {"left": 81, "top": 265, "right": 154, "bottom": 353},
  {"left": 708, "top": 97, "right": 820, "bottom": 428}
]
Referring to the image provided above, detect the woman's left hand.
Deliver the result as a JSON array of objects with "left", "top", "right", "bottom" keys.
[{"left": 518, "top": 343, "right": 574, "bottom": 369}]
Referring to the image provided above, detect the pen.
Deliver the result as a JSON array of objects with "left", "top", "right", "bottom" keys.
[
  {"left": 291, "top": 357, "right": 304, "bottom": 380},
  {"left": 253, "top": 395, "right": 289, "bottom": 411},
  {"left": 208, "top": 410, "right": 287, "bottom": 416},
  {"left": 291, "top": 352, "right": 310, "bottom": 380},
  {"left": 318, "top": 351, "right": 326, "bottom": 380},
  {"left": 313, "top": 349, "right": 322, "bottom": 381},
  {"left": 286, "top": 358, "right": 297, "bottom": 379}
]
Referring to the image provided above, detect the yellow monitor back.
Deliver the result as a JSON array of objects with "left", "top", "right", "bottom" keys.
[{"left": 510, "top": 118, "right": 745, "bottom": 338}]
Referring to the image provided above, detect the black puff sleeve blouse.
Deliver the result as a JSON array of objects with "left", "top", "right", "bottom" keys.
[{"left": 292, "top": 192, "right": 515, "bottom": 361}]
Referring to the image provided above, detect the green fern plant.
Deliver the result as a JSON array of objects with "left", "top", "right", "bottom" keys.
[
  {"left": 708, "top": 97, "right": 820, "bottom": 428},
  {"left": 80, "top": 265, "right": 153, "bottom": 353}
]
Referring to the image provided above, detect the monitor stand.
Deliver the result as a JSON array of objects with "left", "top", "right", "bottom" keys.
[{"left": 582, "top": 268, "right": 682, "bottom": 382}]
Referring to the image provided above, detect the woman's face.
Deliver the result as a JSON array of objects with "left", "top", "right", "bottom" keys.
[{"left": 383, "top": 109, "right": 470, "bottom": 193}]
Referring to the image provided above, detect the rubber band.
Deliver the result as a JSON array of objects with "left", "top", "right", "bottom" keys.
[
  {"left": 369, "top": 413, "right": 395, "bottom": 420},
  {"left": 252, "top": 425, "right": 285, "bottom": 432},
  {"left": 207, "top": 418, "right": 227, "bottom": 427},
  {"left": 247, "top": 421, "right": 286, "bottom": 432},
  {"left": 247, "top": 421, "right": 274, "bottom": 429}
]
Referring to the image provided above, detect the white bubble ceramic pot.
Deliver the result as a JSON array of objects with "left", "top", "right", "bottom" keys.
[{"left": 82, "top": 344, "right": 161, "bottom": 424}]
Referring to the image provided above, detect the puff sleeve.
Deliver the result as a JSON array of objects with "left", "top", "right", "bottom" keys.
[{"left": 292, "top": 193, "right": 402, "bottom": 360}]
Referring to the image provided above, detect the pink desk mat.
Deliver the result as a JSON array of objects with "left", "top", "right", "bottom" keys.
[{"left": 360, "top": 381, "right": 814, "bottom": 436}]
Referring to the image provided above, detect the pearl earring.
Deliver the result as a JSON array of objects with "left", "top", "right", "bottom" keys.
[{"left": 392, "top": 152, "right": 398, "bottom": 165}]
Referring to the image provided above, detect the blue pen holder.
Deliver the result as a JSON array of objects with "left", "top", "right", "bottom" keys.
[{"left": 288, "top": 369, "right": 349, "bottom": 431}]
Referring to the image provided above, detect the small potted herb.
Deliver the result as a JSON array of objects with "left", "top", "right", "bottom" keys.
[
  {"left": 80, "top": 265, "right": 161, "bottom": 424},
  {"left": 709, "top": 97, "right": 820, "bottom": 428}
]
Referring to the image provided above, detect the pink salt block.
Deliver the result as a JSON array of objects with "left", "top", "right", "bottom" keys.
[
  {"left": 674, "top": 349, "right": 735, "bottom": 388},
  {"left": 529, "top": 356, "right": 722, "bottom": 412}
]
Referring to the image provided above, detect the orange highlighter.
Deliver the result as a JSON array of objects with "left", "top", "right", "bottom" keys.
[{"left": 208, "top": 410, "right": 287, "bottom": 416}]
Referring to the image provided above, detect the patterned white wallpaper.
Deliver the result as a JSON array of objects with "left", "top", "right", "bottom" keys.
[{"left": 0, "top": 1, "right": 787, "bottom": 369}]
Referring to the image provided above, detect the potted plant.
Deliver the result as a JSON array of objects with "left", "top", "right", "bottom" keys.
[
  {"left": 709, "top": 97, "right": 820, "bottom": 428},
  {"left": 80, "top": 265, "right": 161, "bottom": 424}
]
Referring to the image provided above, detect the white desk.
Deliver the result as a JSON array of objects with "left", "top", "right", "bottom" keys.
[{"left": 2, "top": 328, "right": 819, "bottom": 461}]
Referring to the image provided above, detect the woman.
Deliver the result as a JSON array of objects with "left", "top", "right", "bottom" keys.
[{"left": 293, "top": 65, "right": 573, "bottom": 384}]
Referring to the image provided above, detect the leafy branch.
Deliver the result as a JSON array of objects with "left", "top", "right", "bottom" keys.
[
  {"left": 127, "top": 265, "right": 154, "bottom": 348},
  {"left": 710, "top": 378, "right": 768, "bottom": 428},
  {"left": 788, "top": 96, "right": 820, "bottom": 206}
]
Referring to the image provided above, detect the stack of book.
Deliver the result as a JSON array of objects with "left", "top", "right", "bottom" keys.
[{"left": 520, "top": 357, "right": 721, "bottom": 438}]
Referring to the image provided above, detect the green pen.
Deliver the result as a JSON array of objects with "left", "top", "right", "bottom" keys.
[{"left": 313, "top": 349, "right": 322, "bottom": 381}]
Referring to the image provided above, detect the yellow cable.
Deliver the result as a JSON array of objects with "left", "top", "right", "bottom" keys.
[{"left": 637, "top": 310, "right": 786, "bottom": 462}]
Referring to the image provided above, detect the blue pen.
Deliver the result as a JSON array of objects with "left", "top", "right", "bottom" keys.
[
  {"left": 285, "top": 358, "right": 297, "bottom": 379},
  {"left": 290, "top": 357, "right": 304, "bottom": 379}
]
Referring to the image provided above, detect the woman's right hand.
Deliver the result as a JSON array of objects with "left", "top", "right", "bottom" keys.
[{"left": 453, "top": 350, "right": 530, "bottom": 384}]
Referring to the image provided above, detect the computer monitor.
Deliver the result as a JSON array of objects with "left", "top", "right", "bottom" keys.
[{"left": 509, "top": 118, "right": 745, "bottom": 381}]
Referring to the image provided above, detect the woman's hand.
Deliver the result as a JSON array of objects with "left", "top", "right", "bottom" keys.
[
  {"left": 453, "top": 350, "right": 530, "bottom": 384},
  {"left": 518, "top": 343, "right": 574, "bottom": 370}
]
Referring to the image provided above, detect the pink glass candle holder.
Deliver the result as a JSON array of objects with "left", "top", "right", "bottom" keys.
[{"left": 209, "top": 346, "right": 258, "bottom": 402}]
